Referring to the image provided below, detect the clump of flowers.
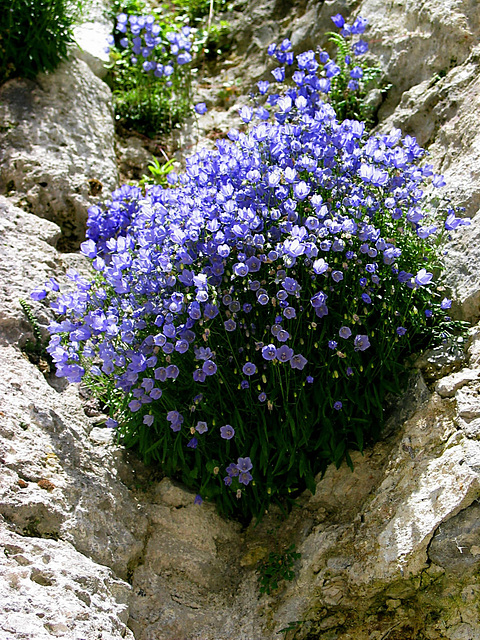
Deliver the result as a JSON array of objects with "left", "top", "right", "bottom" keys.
[
  {"left": 34, "top": 15, "right": 469, "bottom": 520},
  {"left": 107, "top": 11, "right": 195, "bottom": 134},
  {"left": 248, "top": 14, "right": 382, "bottom": 129}
]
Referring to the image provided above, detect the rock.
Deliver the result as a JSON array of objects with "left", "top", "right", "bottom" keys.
[
  {"left": 0, "top": 196, "right": 61, "bottom": 345},
  {"left": 436, "top": 368, "right": 480, "bottom": 397},
  {"left": 0, "top": 526, "right": 134, "bottom": 640},
  {"left": 428, "top": 501, "right": 480, "bottom": 575},
  {"left": 73, "top": 0, "right": 112, "bottom": 79},
  {"left": 0, "top": 57, "right": 118, "bottom": 251}
]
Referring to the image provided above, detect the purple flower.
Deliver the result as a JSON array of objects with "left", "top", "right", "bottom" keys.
[
  {"left": 332, "top": 270, "right": 344, "bottom": 283},
  {"left": 220, "top": 425, "right": 235, "bottom": 439},
  {"left": 415, "top": 269, "right": 433, "bottom": 287},
  {"left": 195, "top": 421, "right": 208, "bottom": 434},
  {"left": 237, "top": 457, "right": 253, "bottom": 472},
  {"left": 242, "top": 362, "right": 257, "bottom": 376},
  {"left": 262, "top": 344, "right": 277, "bottom": 360},
  {"left": 333, "top": 401, "right": 343, "bottom": 411},
  {"left": 354, "top": 335, "right": 371, "bottom": 351},
  {"left": 396, "top": 327, "right": 407, "bottom": 336},
  {"left": 271, "top": 67, "right": 285, "bottom": 82},
  {"left": 306, "top": 376, "right": 314, "bottom": 383},
  {"left": 425, "top": 309, "right": 433, "bottom": 318},
  {"left": 31, "top": 287, "right": 47, "bottom": 301},
  {"left": 193, "top": 369, "right": 206, "bottom": 382},
  {"left": 440, "top": 298, "right": 452, "bottom": 309},
  {"left": 328, "top": 340, "right": 337, "bottom": 350},
  {"left": 194, "top": 494, "right": 203, "bottom": 505},
  {"left": 283, "top": 306, "right": 296, "bottom": 319},
  {"left": 187, "top": 437, "right": 198, "bottom": 448},
  {"left": 339, "top": 326, "right": 352, "bottom": 339},
  {"left": 224, "top": 319, "right": 237, "bottom": 332},
  {"left": 290, "top": 354, "right": 307, "bottom": 370},
  {"left": 203, "top": 360, "right": 217, "bottom": 376},
  {"left": 226, "top": 462, "right": 239, "bottom": 477},
  {"left": 257, "top": 80, "right": 269, "bottom": 94},
  {"left": 361, "top": 293, "right": 372, "bottom": 304},
  {"left": 128, "top": 399, "right": 142, "bottom": 412},
  {"left": 331, "top": 13, "right": 345, "bottom": 27},
  {"left": 276, "top": 345, "right": 293, "bottom": 362},
  {"left": 239, "top": 471, "right": 253, "bottom": 485},
  {"left": 143, "top": 414, "right": 154, "bottom": 426},
  {"left": 258, "top": 392, "right": 267, "bottom": 402},
  {"left": 194, "top": 102, "right": 207, "bottom": 114}
]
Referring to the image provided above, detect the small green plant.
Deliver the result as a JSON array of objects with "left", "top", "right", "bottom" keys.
[
  {"left": 139, "top": 156, "right": 176, "bottom": 188},
  {"left": 19, "top": 298, "right": 52, "bottom": 372},
  {"left": 258, "top": 544, "right": 301, "bottom": 595},
  {"left": 0, "top": 0, "right": 86, "bottom": 85}
]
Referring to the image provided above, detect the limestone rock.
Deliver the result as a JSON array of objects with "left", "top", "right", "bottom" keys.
[
  {"left": 436, "top": 368, "right": 480, "bottom": 397},
  {"left": 0, "top": 526, "right": 134, "bottom": 640},
  {"left": 0, "top": 57, "right": 118, "bottom": 250}
]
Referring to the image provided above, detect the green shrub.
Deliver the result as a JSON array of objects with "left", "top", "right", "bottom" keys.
[{"left": 0, "top": 0, "right": 85, "bottom": 84}]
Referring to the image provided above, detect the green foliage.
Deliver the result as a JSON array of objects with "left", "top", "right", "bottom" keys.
[
  {"left": 257, "top": 544, "right": 301, "bottom": 594},
  {"left": 327, "top": 31, "right": 382, "bottom": 126},
  {"left": 139, "top": 156, "right": 176, "bottom": 188},
  {"left": 0, "top": 0, "right": 85, "bottom": 85},
  {"left": 171, "top": 0, "right": 230, "bottom": 23},
  {"left": 19, "top": 299, "right": 52, "bottom": 372}
]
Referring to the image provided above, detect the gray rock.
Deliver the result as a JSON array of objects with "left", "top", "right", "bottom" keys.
[
  {"left": 428, "top": 502, "right": 480, "bottom": 575},
  {"left": 0, "top": 57, "right": 118, "bottom": 251},
  {"left": 0, "top": 526, "right": 134, "bottom": 640},
  {"left": 436, "top": 368, "right": 480, "bottom": 398}
]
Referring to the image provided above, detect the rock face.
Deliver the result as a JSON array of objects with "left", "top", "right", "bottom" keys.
[
  {"left": 0, "top": 57, "right": 118, "bottom": 251},
  {"left": 2, "top": 1, "right": 480, "bottom": 639}
]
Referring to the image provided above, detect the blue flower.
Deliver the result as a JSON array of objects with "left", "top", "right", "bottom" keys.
[
  {"left": 339, "top": 326, "right": 352, "bottom": 339},
  {"left": 220, "top": 425, "right": 235, "bottom": 439},
  {"left": 237, "top": 457, "right": 253, "bottom": 472},
  {"left": 396, "top": 327, "right": 407, "bottom": 336},
  {"left": 203, "top": 360, "right": 217, "bottom": 376},
  {"left": 242, "top": 362, "right": 257, "bottom": 376},
  {"left": 354, "top": 335, "right": 371, "bottom": 351},
  {"left": 331, "top": 13, "right": 345, "bottom": 28},
  {"left": 195, "top": 421, "right": 208, "bottom": 434},
  {"left": 333, "top": 401, "right": 343, "bottom": 411},
  {"left": 194, "top": 102, "right": 207, "bottom": 114}
]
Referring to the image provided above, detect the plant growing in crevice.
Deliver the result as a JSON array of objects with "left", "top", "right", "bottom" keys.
[
  {"left": 257, "top": 544, "right": 301, "bottom": 595},
  {"left": 19, "top": 299, "right": 52, "bottom": 373},
  {"left": 106, "top": 9, "right": 195, "bottom": 135},
  {"left": 32, "top": 15, "right": 470, "bottom": 521}
]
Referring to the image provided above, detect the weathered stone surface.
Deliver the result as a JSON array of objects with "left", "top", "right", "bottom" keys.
[
  {"left": 0, "top": 526, "right": 134, "bottom": 640},
  {"left": 73, "top": 0, "right": 112, "bottom": 79},
  {"left": 428, "top": 501, "right": 480, "bottom": 575},
  {"left": 379, "top": 46, "right": 480, "bottom": 322},
  {"left": 0, "top": 196, "right": 61, "bottom": 345},
  {"left": 0, "top": 57, "right": 118, "bottom": 250},
  {"left": 436, "top": 368, "right": 480, "bottom": 397}
]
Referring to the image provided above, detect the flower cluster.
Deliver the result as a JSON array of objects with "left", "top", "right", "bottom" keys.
[
  {"left": 108, "top": 11, "right": 195, "bottom": 134},
  {"left": 36, "top": 17, "right": 469, "bottom": 519},
  {"left": 114, "top": 13, "right": 193, "bottom": 78},
  {"left": 250, "top": 14, "right": 380, "bottom": 125}
]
